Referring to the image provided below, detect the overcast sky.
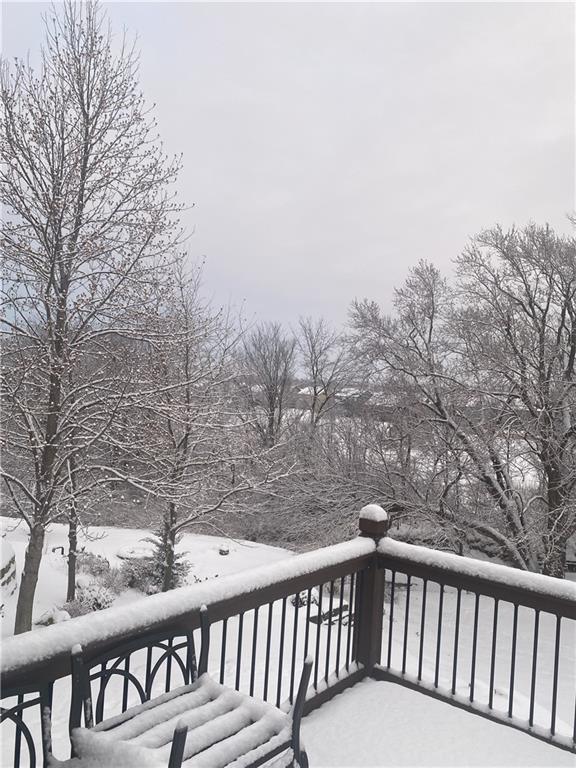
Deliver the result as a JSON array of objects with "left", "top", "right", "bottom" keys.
[{"left": 3, "top": 2, "right": 575, "bottom": 327}]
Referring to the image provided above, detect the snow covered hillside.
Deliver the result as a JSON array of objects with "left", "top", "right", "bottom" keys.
[{"left": 0, "top": 517, "right": 290, "bottom": 638}]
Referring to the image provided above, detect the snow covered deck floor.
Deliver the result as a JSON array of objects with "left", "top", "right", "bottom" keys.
[{"left": 301, "top": 680, "right": 574, "bottom": 767}]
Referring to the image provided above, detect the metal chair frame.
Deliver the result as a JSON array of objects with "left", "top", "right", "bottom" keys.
[{"left": 70, "top": 607, "right": 311, "bottom": 768}]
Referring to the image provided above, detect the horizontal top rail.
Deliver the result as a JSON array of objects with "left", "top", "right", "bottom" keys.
[
  {"left": 379, "top": 538, "right": 576, "bottom": 617},
  {"left": 1, "top": 536, "right": 375, "bottom": 690}
]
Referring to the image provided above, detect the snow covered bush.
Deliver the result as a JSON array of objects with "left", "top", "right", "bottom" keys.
[
  {"left": 65, "top": 584, "right": 115, "bottom": 616},
  {"left": 80, "top": 584, "right": 114, "bottom": 611},
  {"left": 118, "top": 558, "right": 159, "bottom": 595},
  {"left": 117, "top": 547, "right": 192, "bottom": 595},
  {"left": 99, "top": 566, "right": 128, "bottom": 595},
  {"left": 77, "top": 550, "right": 111, "bottom": 578},
  {"left": 35, "top": 607, "right": 71, "bottom": 626}
]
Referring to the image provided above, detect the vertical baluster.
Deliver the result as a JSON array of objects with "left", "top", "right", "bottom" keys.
[
  {"left": 276, "top": 597, "right": 287, "bottom": 707},
  {"left": 402, "top": 575, "right": 412, "bottom": 674},
  {"left": 508, "top": 604, "right": 518, "bottom": 717},
  {"left": 249, "top": 607, "right": 259, "bottom": 697},
  {"left": 289, "top": 593, "right": 300, "bottom": 704},
  {"left": 235, "top": 612, "right": 244, "bottom": 691},
  {"left": 451, "top": 588, "right": 462, "bottom": 695},
  {"left": 304, "top": 588, "right": 312, "bottom": 661},
  {"left": 96, "top": 663, "right": 107, "bottom": 723},
  {"left": 345, "top": 573, "right": 355, "bottom": 671},
  {"left": 314, "top": 585, "right": 324, "bottom": 690},
  {"left": 219, "top": 618, "right": 228, "bottom": 685},
  {"left": 386, "top": 571, "right": 396, "bottom": 669},
  {"left": 488, "top": 599, "right": 499, "bottom": 710},
  {"left": 122, "top": 655, "right": 130, "bottom": 711},
  {"left": 263, "top": 602, "right": 274, "bottom": 701},
  {"left": 324, "top": 581, "right": 335, "bottom": 683},
  {"left": 469, "top": 593, "right": 480, "bottom": 702},
  {"left": 14, "top": 693, "right": 23, "bottom": 768},
  {"left": 335, "top": 575, "right": 345, "bottom": 677},
  {"left": 41, "top": 683, "right": 54, "bottom": 765},
  {"left": 185, "top": 634, "right": 194, "bottom": 685},
  {"left": 418, "top": 579, "right": 427, "bottom": 681},
  {"left": 145, "top": 646, "right": 153, "bottom": 695},
  {"left": 529, "top": 610, "right": 539, "bottom": 727},
  {"left": 434, "top": 584, "right": 444, "bottom": 688},
  {"left": 165, "top": 638, "right": 173, "bottom": 694},
  {"left": 550, "top": 615, "right": 561, "bottom": 736}
]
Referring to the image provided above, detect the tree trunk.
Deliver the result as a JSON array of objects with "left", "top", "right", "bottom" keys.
[
  {"left": 542, "top": 461, "right": 567, "bottom": 578},
  {"left": 67, "top": 504, "right": 78, "bottom": 602},
  {"left": 14, "top": 524, "right": 45, "bottom": 634},
  {"left": 266, "top": 411, "right": 275, "bottom": 447},
  {"left": 161, "top": 505, "right": 177, "bottom": 592},
  {"left": 66, "top": 456, "right": 79, "bottom": 602},
  {"left": 541, "top": 547, "right": 566, "bottom": 578}
]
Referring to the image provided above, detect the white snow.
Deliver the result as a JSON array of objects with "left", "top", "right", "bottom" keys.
[
  {"left": 0, "top": 516, "right": 291, "bottom": 639},
  {"left": 302, "top": 679, "right": 575, "bottom": 766},
  {"left": 360, "top": 504, "right": 388, "bottom": 523},
  {"left": 116, "top": 544, "right": 156, "bottom": 560},
  {"left": 66, "top": 674, "right": 292, "bottom": 768},
  {"left": 4, "top": 519, "right": 575, "bottom": 767},
  {"left": 63, "top": 728, "right": 164, "bottom": 767},
  {"left": 1, "top": 568, "right": 358, "bottom": 765},
  {"left": 1, "top": 534, "right": 374, "bottom": 674},
  {"left": 379, "top": 537, "right": 576, "bottom": 601},
  {"left": 1, "top": 534, "right": 17, "bottom": 607}
]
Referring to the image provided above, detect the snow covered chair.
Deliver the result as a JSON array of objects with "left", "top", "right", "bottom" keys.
[{"left": 67, "top": 606, "right": 312, "bottom": 768}]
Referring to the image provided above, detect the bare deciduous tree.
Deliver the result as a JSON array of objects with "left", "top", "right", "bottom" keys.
[
  {"left": 296, "top": 317, "right": 351, "bottom": 429},
  {"left": 108, "top": 271, "right": 248, "bottom": 591},
  {"left": 349, "top": 224, "right": 576, "bottom": 575},
  {"left": 0, "top": 1, "right": 183, "bottom": 631},
  {"left": 241, "top": 322, "right": 296, "bottom": 447}
]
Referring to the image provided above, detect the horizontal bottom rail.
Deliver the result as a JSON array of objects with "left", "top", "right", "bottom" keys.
[
  {"left": 373, "top": 665, "right": 576, "bottom": 754},
  {"left": 303, "top": 663, "right": 367, "bottom": 716}
]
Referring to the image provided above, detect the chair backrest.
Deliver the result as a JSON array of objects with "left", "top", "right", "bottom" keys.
[
  {"left": 70, "top": 606, "right": 210, "bottom": 732},
  {"left": 290, "top": 656, "right": 312, "bottom": 760}
]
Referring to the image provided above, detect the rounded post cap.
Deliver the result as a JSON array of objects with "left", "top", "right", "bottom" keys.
[{"left": 359, "top": 503, "right": 390, "bottom": 537}]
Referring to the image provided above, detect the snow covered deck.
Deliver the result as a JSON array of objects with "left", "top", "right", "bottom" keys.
[
  {"left": 302, "top": 679, "right": 574, "bottom": 767},
  {"left": 2, "top": 508, "right": 575, "bottom": 768}
]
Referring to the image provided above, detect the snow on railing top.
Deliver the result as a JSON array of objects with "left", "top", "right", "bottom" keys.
[
  {"left": 2, "top": 537, "right": 375, "bottom": 676},
  {"left": 379, "top": 537, "right": 576, "bottom": 603}
]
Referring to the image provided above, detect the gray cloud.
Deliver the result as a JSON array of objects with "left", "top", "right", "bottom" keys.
[{"left": 3, "top": 2, "right": 574, "bottom": 325}]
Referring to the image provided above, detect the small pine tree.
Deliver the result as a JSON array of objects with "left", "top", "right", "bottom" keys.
[{"left": 144, "top": 528, "right": 190, "bottom": 592}]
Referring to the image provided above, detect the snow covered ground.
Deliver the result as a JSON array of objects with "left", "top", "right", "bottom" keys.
[
  {"left": 302, "top": 679, "right": 574, "bottom": 766},
  {"left": 0, "top": 516, "right": 290, "bottom": 637},
  {"left": 1, "top": 519, "right": 574, "bottom": 766}
]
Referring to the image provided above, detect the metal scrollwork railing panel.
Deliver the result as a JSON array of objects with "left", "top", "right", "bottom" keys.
[
  {"left": 0, "top": 685, "right": 53, "bottom": 768},
  {"left": 83, "top": 632, "right": 198, "bottom": 725}
]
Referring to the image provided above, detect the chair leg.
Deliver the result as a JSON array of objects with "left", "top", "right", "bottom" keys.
[
  {"left": 298, "top": 749, "right": 310, "bottom": 768},
  {"left": 168, "top": 722, "right": 188, "bottom": 768}
]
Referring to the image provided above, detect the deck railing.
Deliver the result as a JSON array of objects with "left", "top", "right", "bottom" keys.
[
  {"left": 1, "top": 508, "right": 575, "bottom": 767},
  {"left": 373, "top": 537, "right": 576, "bottom": 752}
]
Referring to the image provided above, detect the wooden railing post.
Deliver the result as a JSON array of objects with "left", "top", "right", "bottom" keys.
[{"left": 355, "top": 504, "right": 389, "bottom": 672}]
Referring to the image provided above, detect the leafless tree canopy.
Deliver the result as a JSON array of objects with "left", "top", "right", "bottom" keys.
[
  {"left": 348, "top": 225, "right": 575, "bottom": 575},
  {"left": 241, "top": 321, "right": 296, "bottom": 448},
  {"left": 0, "top": 0, "right": 183, "bottom": 631}
]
